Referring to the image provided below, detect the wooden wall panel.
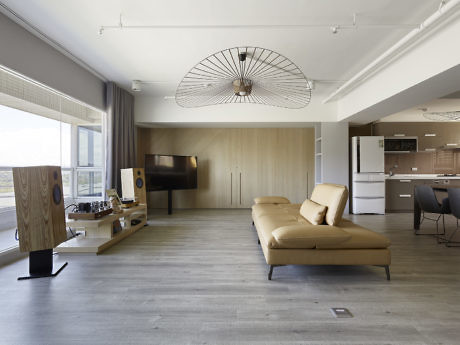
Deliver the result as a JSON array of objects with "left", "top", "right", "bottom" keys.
[{"left": 137, "top": 128, "right": 315, "bottom": 209}]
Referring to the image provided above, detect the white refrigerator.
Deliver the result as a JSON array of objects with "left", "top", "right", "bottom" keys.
[{"left": 351, "top": 136, "right": 385, "bottom": 214}]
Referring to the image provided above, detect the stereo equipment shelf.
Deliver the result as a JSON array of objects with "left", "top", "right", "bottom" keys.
[
  {"left": 56, "top": 204, "right": 147, "bottom": 254},
  {"left": 68, "top": 208, "right": 113, "bottom": 220},
  {"left": 121, "top": 201, "right": 139, "bottom": 208}
]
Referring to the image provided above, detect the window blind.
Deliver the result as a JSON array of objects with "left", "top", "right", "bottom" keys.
[{"left": 0, "top": 65, "right": 103, "bottom": 124}]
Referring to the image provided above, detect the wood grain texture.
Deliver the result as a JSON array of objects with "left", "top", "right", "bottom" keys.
[
  {"left": 2, "top": 209, "right": 460, "bottom": 344},
  {"left": 137, "top": 128, "right": 315, "bottom": 209},
  {"left": 12, "top": 166, "right": 66, "bottom": 252},
  {"left": 121, "top": 168, "right": 147, "bottom": 204},
  {"left": 58, "top": 205, "right": 148, "bottom": 253}
]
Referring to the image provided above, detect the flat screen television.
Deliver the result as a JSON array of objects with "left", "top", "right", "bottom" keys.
[{"left": 145, "top": 154, "right": 198, "bottom": 191}]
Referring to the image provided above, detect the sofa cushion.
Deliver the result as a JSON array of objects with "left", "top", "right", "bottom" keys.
[
  {"left": 255, "top": 214, "right": 299, "bottom": 248},
  {"left": 316, "top": 219, "right": 391, "bottom": 249},
  {"left": 252, "top": 203, "right": 279, "bottom": 214},
  {"left": 252, "top": 204, "right": 301, "bottom": 219},
  {"left": 299, "top": 199, "right": 327, "bottom": 225},
  {"left": 310, "top": 184, "right": 348, "bottom": 226},
  {"left": 254, "top": 196, "right": 290, "bottom": 204},
  {"left": 271, "top": 224, "right": 351, "bottom": 249},
  {"left": 279, "top": 203, "right": 302, "bottom": 210}
]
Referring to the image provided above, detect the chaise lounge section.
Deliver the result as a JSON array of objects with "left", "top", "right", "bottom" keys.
[{"left": 252, "top": 183, "right": 391, "bottom": 280}]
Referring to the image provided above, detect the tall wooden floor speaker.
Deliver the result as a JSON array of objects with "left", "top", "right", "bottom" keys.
[
  {"left": 13, "top": 166, "right": 68, "bottom": 280},
  {"left": 121, "top": 168, "right": 147, "bottom": 205}
]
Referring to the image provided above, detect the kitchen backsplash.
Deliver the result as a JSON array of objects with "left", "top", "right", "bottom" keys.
[{"left": 385, "top": 151, "right": 460, "bottom": 174}]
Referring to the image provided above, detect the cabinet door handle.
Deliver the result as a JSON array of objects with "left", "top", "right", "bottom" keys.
[
  {"left": 399, "top": 194, "right": 411, "bottom": 198},
  {"left": 239, "top": 172, "right": 242, "bottom": 205},
  {"left": 230, "top": 172, "right": 233, "bottom": 205},
  {"left": 399, "top": 180, "right": 411, "bottom": 183}
]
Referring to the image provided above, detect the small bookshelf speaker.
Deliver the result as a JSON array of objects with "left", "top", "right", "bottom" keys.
[
  {"left": 121, "top": 168, "right": 147, "bottom": 204},
  {"left": 12, "top": 166, "right": 67, "bottom": 252}
]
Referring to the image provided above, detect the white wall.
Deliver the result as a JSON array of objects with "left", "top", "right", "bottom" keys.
[
  {"left": 0, "top": 12, "right": 105, "bottom": 110},
  {"left": 317, "top": 122, "right": 349, "bottom": 212}
]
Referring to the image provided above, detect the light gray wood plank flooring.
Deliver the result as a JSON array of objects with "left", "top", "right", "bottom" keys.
[{"left": 1, "top": 209, "right": 460, "bottom": 345}]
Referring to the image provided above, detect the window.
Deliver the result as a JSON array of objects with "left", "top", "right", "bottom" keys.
[
  {"left": 0, "top": 105, "right": 72, "bottom": 208},
  {"left": 0, "top": 105, "right": 104, "bottom": 206},
  {"left": 0, "top": 66, "right": 105, "bottom": 253},
  {"left": 77, "top": 125, "right": 103, "bottom": 197}
]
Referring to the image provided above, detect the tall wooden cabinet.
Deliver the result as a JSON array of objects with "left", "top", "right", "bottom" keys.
[{"left": 137, "top": 128, "right": 315, "bottom": 209}]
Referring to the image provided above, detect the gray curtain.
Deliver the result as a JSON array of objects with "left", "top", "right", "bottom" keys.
[{"left": 105, "top": 82, "right": 135, "bottom": 194}]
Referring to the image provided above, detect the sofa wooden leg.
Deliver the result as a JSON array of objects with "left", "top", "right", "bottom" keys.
[
  {"left": 268, "top": 265, "right": 274, "bottom": 280},
  {"left": 374, "top": 265, "right": 391, "bottom": 280},
  {"left": 384, "top": 265, "right": 391, "bottom": 281},
  {"left": 374, "top": 265, "right": 390, "bottom": 280},
  {"left": 258, "top": 238, "right": 260, "bottom": 245}
]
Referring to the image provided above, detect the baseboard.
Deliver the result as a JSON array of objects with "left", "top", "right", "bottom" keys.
[{"left": 0, "top": 246, "right": 27, "bottom": 267}]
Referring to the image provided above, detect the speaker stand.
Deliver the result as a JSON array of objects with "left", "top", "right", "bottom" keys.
[
  {"left": 18, "top": 249, "right": 68, "bottom": 281},
  {"left": 168, "top": 189, "right": 173, "bottom": 215}
]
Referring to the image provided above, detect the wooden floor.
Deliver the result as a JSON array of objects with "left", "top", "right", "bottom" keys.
[{"left": 1, "top": 209, "right": 460, "bottom": 345}]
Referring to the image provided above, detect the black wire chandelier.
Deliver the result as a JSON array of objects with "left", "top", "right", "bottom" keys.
[
  {"left": 175, "top": 47, "right": 312, "bottom": 109},
  {"left": 423, "top": 111, "right": 460, "bottom": 121}
]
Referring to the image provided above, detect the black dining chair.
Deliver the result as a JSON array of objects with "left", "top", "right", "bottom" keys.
[
  {"left": 414, "top": 184, "right": 450, "bottom": 243},
  {"left": 445, "top": 188, "right": 460, "bottom": 247}
]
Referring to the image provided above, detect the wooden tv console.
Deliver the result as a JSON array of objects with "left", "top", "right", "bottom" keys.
[{"left": 56, "top": 204, "right": 147, "bottom": 254}]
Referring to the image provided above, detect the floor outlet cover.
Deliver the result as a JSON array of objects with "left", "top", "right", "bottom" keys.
[{"left": 330, "top": 308, "right": 353, "bottom": 318}]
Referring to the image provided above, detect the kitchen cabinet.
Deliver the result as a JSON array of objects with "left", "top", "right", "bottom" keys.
[
  {"left": 374, "top": 122, "right": 460, "bottom": 152},
  {"left": 385, "top": 179, "right": 415, "bottom": 212},
  {"left": 417, "top": 123, "right": 440, "bottom": 152},
  {"left": 374, "top": 123, "right": 417, "bottom": 137},
  {"left": 386, "top": 178, "right": 460, "bottom": 212}
]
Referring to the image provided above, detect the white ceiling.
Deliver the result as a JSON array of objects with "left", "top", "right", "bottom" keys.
[{"left": 0, "top": 0, "right": 442, "bottom": 99}]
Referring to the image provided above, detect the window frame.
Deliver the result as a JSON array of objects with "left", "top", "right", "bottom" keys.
[{"left": 72, "top": 122, "right": 106, "bottom": 202}]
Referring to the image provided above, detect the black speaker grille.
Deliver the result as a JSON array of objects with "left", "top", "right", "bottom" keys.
[{"left": 52, "top": 184, "right": 62, "bottom": 205}]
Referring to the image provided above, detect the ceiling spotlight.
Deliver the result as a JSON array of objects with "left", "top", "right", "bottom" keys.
[
  {"left": 331, "top": 26, "right": 339, "bottom": 34},
  {"left": 131, "top": 80, "right": 142, "bottom": 92}
]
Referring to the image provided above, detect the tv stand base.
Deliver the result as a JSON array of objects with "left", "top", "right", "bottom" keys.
[{"left": 168, "top": 189, "right": 173, "bottom": 215}]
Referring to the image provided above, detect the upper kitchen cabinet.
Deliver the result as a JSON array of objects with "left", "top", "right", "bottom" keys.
[
  {"left": 415, "top": 123, "right": 441, "bottom": 152},
  {"left": 442, "top": 125, "right": 460, "bottom": 149},
  {"left": 374, "top": 122, "right": 460, "bottom": 152},
  {"left": 374, "top": 123, "right": 417, "bottom": 137}
]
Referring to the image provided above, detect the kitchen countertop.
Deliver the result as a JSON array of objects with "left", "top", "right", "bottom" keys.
[{"left": 385, "top": 174, "right": 460, "bottom": 180}]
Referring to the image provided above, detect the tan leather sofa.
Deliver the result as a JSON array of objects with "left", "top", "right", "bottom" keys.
[{"left": 252, "top": 183, "right": 391, "bottom": 280}]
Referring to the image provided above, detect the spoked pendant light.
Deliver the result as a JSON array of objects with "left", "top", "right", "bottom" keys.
[
  {"left": 423, "top": 111, "right": 460, "bottom": 121},
  {"left": 175, "top": 47, "right": 312, "bottom": 109}
]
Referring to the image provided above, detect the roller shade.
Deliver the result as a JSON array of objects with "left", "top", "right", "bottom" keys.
[{"left": 0, "top": 65, "right": 103, "bottom": 124}]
